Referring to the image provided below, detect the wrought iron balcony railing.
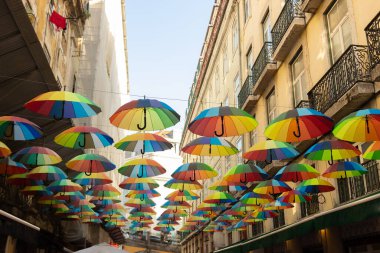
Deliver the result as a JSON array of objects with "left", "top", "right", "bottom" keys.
[
  {"left": 238, "top": 75, "right": 254, "bottom": 108},
  {"left": 308, "top": 45, "right": 372, "bottom": 113},
  {"left": 271, "top": 0, "right": 305, "bottom": 52},
  {"left": 365, "top": 12, "right": 380, "bottom": 69},
  {"left": 252, "top": 42, "right": 275, "bottom": 86},
  {"left": 295, "top": 100, "right": 310, "bottom": 108}
]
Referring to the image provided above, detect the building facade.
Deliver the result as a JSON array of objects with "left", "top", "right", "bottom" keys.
[{"left": 180, "top": 0, "right": 380, "bottom": 252}]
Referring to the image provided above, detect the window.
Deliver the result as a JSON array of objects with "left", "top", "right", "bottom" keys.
[
  {"left": 262, "top": 12, "right": 272, "bottom": 42},
  {"left": 239, "top": 230, "right": 247, "bottom": 241},
  {"left": 223, "top": 45, "right": 229, "bottom": 77},
  {"left": 267, "top": 89, "right": 276, "bottom": 124},
  {"left": 291, "top": 51, "right": 308, "bottom": 107},
  {"left": 232, "top": 20, "right": 239, "bottom": 52},
  {"left": 273, "top": 210, "right": 285, "bottom": 228},
  {"left": 327, "top": 0, "right": 352, "bottom": 62},
  {"left": 251, "top": 221, "right": 264, "bottom": 236},
  {"left": 234, "top": 73, "right": 240, "bottom": 105},
  {"left": 244, "top": 0, "right": 251, "bottom": 23},
  {"left": 228, "top": 232, "right": 232, "bottom": 245},
  {"left": 250, "top": 130, "right": 257, "bottom": 146},
  {"left": 300, "top": 194, "right": 319, "bottom": 218},
  {"left": 246, "top": 47, "right": 253, "bottom": 72}
]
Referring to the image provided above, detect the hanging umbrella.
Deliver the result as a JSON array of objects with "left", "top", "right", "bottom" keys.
[
  {"left": 196, "top": 202, "right": 226, "bottom": 213},
  {"left": 47, "top": 179, "right": 82, "bottom": 193},
  {"left": 263, "top": 200, "right": 294, "bottom": 210},
  {"left": 154, "top": 226, "right": 175, "bottom": 233},
  {"left": 157, "top": 213, "right": 182, "bottom": 221},
  {"left": 28, "top": 165, "right": 67, "bottom": 181},
  {"left": 304, "top": 140, "right": 361, "bottom": 165},
  {"left": 55, "top": 191, "right": 85, "bottom": 202},
  {"left": 203, "top": 192, "right": 237, "bottom": 204},
  {"left": 182, "top": 137, "right": 239, "bottom": 156},
  {"left": 165, "top": 190, "right": 199, "bottom": 202},
  {"left": 333, "top": 109, "right": 380, "bottom": 142},
  {"left": 24, "top": 91, "right": 101, "bottom": 120},
  {"left": 231, "top": 220, "right": 248, "bottom": 231},
  {"left": 71, "top": 199, "right": 96, "bottom": 209},
  {"left": 119, "top": 177, "right": 159, "bottom": 190},
  {"left": 296, "top": 178, "right": 335, "bottom": 194},
  {"left": 240, "top": 192, "right": 274, "bottom": 206},
  {"left": 277, "top": 190, "right": 312, "bottom": 203},
  {"left": 243, "top": 140, "right": 299, "bottom": 163},
  {"left": 130, "top": 206, "right": 156, "bottom": 215},
  {"left": 109, "top": 98, "right": 180, "bottom": 131},
  {"left": 74, "top": 242, "right": 131, "bottom": 253},
  {"left": 362, "top": 141, "right": 380, "bottom": 159},
  {"left": 0, "top": 142, "right": 11, "bottom": 158},
  {"left": 160, "top": 208, "right": 186, "bottom": 217},
  {"left": 224, "top": 163, "right": 269, "bottom": 184},
  {"left": 103, "top": 204, "right": 125, "bottom": 216},
  {"left": 12, "top": 146, "right": 62, "bottom": 166},
  {"left": 322, "top": 161, "right": 367, "bottom": 178},
  {"left": 118, "top": 158, "right": 165, "bottom": 178},
  {"left": 124, "top": 198, "right": 156, "bottom": 208},
  {"left": 251, "top": 208, "right": 279, "bottom": 219},
  {"left": 274, "top": 164, "right": 320, "bottom": 182},
  {"left": 188, "top": 106, "right": 258, "bottom": 137},
  {"left": 208, "top": 179, "right": 247, "bottom": 192},
  {"left": 164, "top": 178, "right": 202, "bottom": 192},
  {"left": 21, "top": 185, "right": 52, "bottom": 196},
  {"left": 126, "top": 189, "right": 161, "bottom": 199},
  {"left": 0, "top": 116, "right": 42, "bottom": 140},
  {"left": 230, "top": 202, "right": 259, "bottom": 214},
  {"left": 114, "top": 133, "right": 172, "bottom": 154},
  {"left": 73, "top": 172, "right": 112, "bottom": 187},
  {"left": 265, "top": 108, "right": 333, "bottom": 142},
  {"left": 161, "top": 200, "right": 191, "bottom": 210},
  {"left": 87, "top": 184, "right": 121, "bottom": 199},
  {"left": 253, "top": 179, "right": 292, "bottom": 195},
  {"left": 171, "top": 162, "right": 217, "bottom": 181},
  {"left": 157, "top": 220, "right": 179, "bottom": 226},
  {"left": 7, "top": 173, "right": 42, "bottom": 186},
  {"left": 55, "top": 126, "right": 113, "bottom": 149},
  {"left": 0, "top": 158, "right": 27, "bottom": 175},
  {"left": 66, "top": 154, "right": 115, "bottom": 176},
  {"left": 37, "top": 195, "right": 65, "bottom": 205},
  {"left": 81, "top": 217, "right": 102, "bottom": 224},
  {"left": 90, "top": 198, "right": 121, "bottom": 206}
]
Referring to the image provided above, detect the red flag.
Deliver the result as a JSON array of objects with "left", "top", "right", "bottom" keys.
[{"left": 49, "top": 11, "right": 67, "bottom": 30}]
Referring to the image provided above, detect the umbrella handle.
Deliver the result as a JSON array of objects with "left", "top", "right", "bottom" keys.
[
  {"left": 78, "top": 133, "right": 86, "bottom": 148},
  {"left": 265, "top": 151, "right": 272, "bottom": 164},
  {"left": 173, "top": 207, "right": 177, "bottom": 213},
  {"left": 214, "top": 116, "right": 225, "bottom": 137},
  {"left": 137, "top": 108, "right": 147, "bottom": 130},
  {"left": 244, "top": 160, "right": 249, "bottom": 164},
  {"left": 4, "top": 122, "right": 13, "bottom": 138},
  {"left": 240, "top": 173, "right": 247, "bottom": 184},
  {"left": 85, "top": 166, "right": 92, "bottom": 176},
  {"left": 53, "top": 101, "right": 65, "bottom": 120},
  {"left": 179, "top": 184, "right": 184, "bottom": 193},
  {"left": 328, "top": 150, "right": 334, "bottom": 165},
  {"left": 189, "top": 170, "right": 196, "bottom": 182},
  {"left": 137, "top": 165, "right": 144, "bottom": 178},
  {"left": 365, "top": 115, "right": 370, "bottom": 133},
  {"left": 292, "top": 117, "right": 301, "bottom": 138},
  {"left": 140, "top": 195, "right": 145, "bottom": 201}
]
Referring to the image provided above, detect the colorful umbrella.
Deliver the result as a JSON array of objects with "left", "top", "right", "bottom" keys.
[
  {"left": 66, "top": 154, "right": 115, "bottom": 176},
  {"left": 240, "top": 192, "right": 274, "bottom": 206},
  {"left": 264, "top": 200, "right": 294, "bottom": 210},
  {"left": 304, "top": 140, "right": 361, "bottom": 165},
  {"left": 119, "top": 177, "right": 159, "bottom": 190},
  {"left": 164, "top": 178, "right": 202, "bottom": 192},
  {"left": 0, "top": 116, "right": 42, "bottom": 140},
  {"left": 230, "top": 202, "right": 260, "bottom": 214},
  {"left": 126, "top": 189, "right": 160, "bottom": 198},
  {"left": 296, "top": 178, "right": 335, "bottom": 194},
  {"left": 277, "top": 190, "right": 312, "bottom": 203},
  {"left": 130, "top": 206, "right": 156, "bottom": 215},
  {"left": 24, "top": 91, "right": 101, "bottom": 120},
  {"left": 87, "top": 184, "right": 121, "bottom": 198},
  {"left": 253, "top": 179, "right": 292, "bottom": 195},
  {"left": 160, "top": 208, "right": 186, "bottom": 217},
  {"left": 37, "top": 196, "right": 65, "bottom": 205},
  {"left": 188, "top": 106, "right": 258, "bottom": 137},
  {"left": 171, "top": 162, "right": 217, "bottom": 181},
  {"left": 165, "top": 190, "right": 199, "bottom": 202},
  {"left": 115, "top": 133, "right": 172, "bottom": 154},
  {"left": 12, "top": 146, "right": 62, "bottom": 166},
  {"left": 274, "top": 164, "right": 320, "bottom": 182},
  {"left": 7, "top": 173, "right": 42, "bottom": 186},
  {"left": 363, "top": 141, "right": 380, "bottom": 159},
  {"left": 0, "top": 142, "right": 11, "bottom": 158},
  {"left": 118, "top": 158, "right": 165, "bottom": 178},
  {"left": 322, "top": 161, "right": 367, "bottom": 178},
  {"left": 21, "top": 185, "right": 52, "bottom": 196},
  {"left": 124, "top": 198, "right": 156, "bottom": 208},
  {"left": 265, "top": 108, "right": 333, "bottom": 142},
  {"left": 0, "top": 158, "right": 27, "bottom": 175},
  {"left": 109, "top": 98, "right": 180, "bottom": 131},
  {"left": 28, "top": 165, "right": 67, "bottom": 181},
  {"left": 127, "top": 192, "right": 161, "bottom": 201},
  {"left": 333, "top": 109, "right": 380, "bottom": 142},
  {"left": 73, "top": 172, "right": 112, "bottom": 186},
  {"left": 208, "top": 179, "right": 247, "bottom": 192},
  {"left": 54, "top": 126, "right": 113, "bottom": 149},
  {"left": 224, "top": 162, "right": 269, "bottom": 183},
  {"left": 54, "top": 191, "right": 85, "bottom": 202},
  {"left": 243, "top": 140, "right": 299, "bottom": 163},
  {"left": 203, "top": 192, "right": 237, "bottom": 204},
  {"left": 182, "top": 137, "right": 239, "bottom": 156},
  {"left": 90, "top": 197, "right": 121, "bottom": 205},
  {"left": 161, "top": 200, "right": 191, "bottom": 211},
  {"left": 251, "top": 208, "right": 279, "bottom": 219},
  {"left": 47, "top": 179, "right": 82, "bottom": 193}
]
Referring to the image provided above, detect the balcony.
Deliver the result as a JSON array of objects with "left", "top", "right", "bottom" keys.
[
  {"left": 365, "top": 12, "right": 380, "bottom": 81},
  {"left": 271, "top": 0, "right": 305, "bottom": 61},
  {"left": 251, "top": 42, "right": 277, "bottom": 96},
  {"left": 238, "top": 75, "right": 259, "bottom": 112},
  {"left": 300, "top": 0, "right": 323, "bottom": 13},
  {"left": 295, "top": 100, "right": 310, "bottom": 108},
  {"left": 308, "top": 45, "right": 374, "bottom": 120}
]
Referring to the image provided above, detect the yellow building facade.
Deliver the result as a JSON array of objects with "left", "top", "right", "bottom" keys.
[{"left": 180, "top": 0, "right": 380, "bottom": 252}]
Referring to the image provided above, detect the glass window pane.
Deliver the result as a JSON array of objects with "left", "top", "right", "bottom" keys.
[
  {"left": 300, "top": 72, "right": 308, "bottom": 99},
  {"left": 341, "top": 18, "right": 352, "bottom": 50},
  {"left": 331, "top": 32, "right": 341, "bottom": 62}
]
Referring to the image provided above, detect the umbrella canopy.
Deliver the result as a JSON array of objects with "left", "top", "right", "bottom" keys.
[
  {"left": 109, "top": 98, "right": 180, "bottom": 131},
  {"left": 165, "top": 190, "right": 199, "bottom": 202},
  {"left": 164, "top": 178, "right": 202, "bottom": 192},
  {"left": 161, "top": 200, "right": 191, "bottom": 210},
  {"left": 224, "top": 163, "right": 269, "bottom": 183},
  {"left": 160, "top": 208, "right": 187, "bottom": 217},
  {"left": 21, "top": 185, "right": 52, "bottom": 196},
  {"left": 0, "top": 142, "right": 11, "bottom": 158},
  {"left": 0, "top": 158, "right": 27, "bottom": 175},
  {"left": 333, "top": 109, "right": 380, "bottom": 142},
  {"left": 251, "top": 209, "right": 279, "bottom": 219},
  {"left": 118, "top": 158, "right": 165, "bottom": 178},
  {"left": 230, "top": 202, "right": 259, "bottom": 214},
  {"left": 55, "top": 191, "right": 85, "bottom": 202},
  {"left": 24, "top": 91, "right": 101, "bottom": 120},
  {"left": 265, "top": 108, "right": 333, "bottom": 142},
  {"left": 81, "top": 217, "right": 102, "bottom": 224},
  {"left": 87, "top": 184, "right": 121, "bottom": 199},
  {"left": 274, "top": 164, "right": 320, "bottom": 182},
  {"left": 124, "top": 198, "right": 156, "bottom": 208},
  {"left": 243, "top": 140, "right": 299, "bottom": 163},
  {"left": 277, "top": 190, "right": 312, "bottom": 203},
  {"left": 37, "top": 196, "right": 65, "bottom": 205},
  {"left": 304, "top": 140, "right": 361, "bottom": 165},
  {"left": 90, "top": 198, "right": 121, "bottom": 206},
  {"left": 296, "top": 178, "right": 335, "bottom": 193},
  {"left": 66, "top": 154, "right": 115, "bottom": 176},
  {"left": 253, "top": 179, "right": 292, "bottom": 195},
  {"left": 188, "top": 106, "right": 258, "bottom": 137},
  {"left": 322, "top": 161, "right": 367, "bottom": 178},
  {"left": 126, "top": 189, "right": 160, "bottom": 198},
  {"left": 127, "top": 193, "right": 160, "bottom": 201},
  {"left": 196, "top": 202, "right": 226, "bottom": 212},
  {"left": 73, "top": 172, "right": 112, "bottom": 186},
  {"left": 28, "top": 166, "right": 67, "bottom": 181},
  {"left": 12, "top": 146, "right": 62, "bottom": 166},
  {"left": 264, "top": 200, "right": 294, "bottom": 210},
  {"left": 0, "top": 116, "right": 42, "bottom": 140},
  {"left": 203, "top": 192, "right": 237, "bottom": 204},
  {"left": 154, "top": 226, "right": 175, "bottom": 233},
  {"left": 55, "top": 126, "right": 113, "bottom": 149},
  {"left": 115, "top": 133, "right": 172, "bottom": 154},
  {"left": 363, "top": 141, "right": 380, "bottom": 159},
  {"left": 130, "top": 206, "right": 156, "bottom": 215},
  {"left": 182, "top": 137, "right": 239, "bottom": 156},
  {"left": 48, "top": 179, "right": 82, "bottom": 193},
  {"left": 171, "top": 162, "right": 217, "bottom": 181},
  {"left": 119, "top": 177, "right": 159, "bottom": 190},
  {"left": 74, "top": 243, "right": 131, "bottom": 253},
  {"left": 7, "top": 173, "right": 42, "bottom": 186},
  {"left": 208, "top": 179, "right": 247, "bottom": 192},
  {"left": 240, "top": 192, "right": 274, "bottom": 206}
]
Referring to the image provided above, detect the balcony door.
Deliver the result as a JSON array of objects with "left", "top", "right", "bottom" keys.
[{"left": 262, "top": 12, "right": 272, "bottom": 43}]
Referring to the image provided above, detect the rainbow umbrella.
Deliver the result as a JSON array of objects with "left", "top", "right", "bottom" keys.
[
  {"left": 47, "top": 179, "right": 82, "bottom": 193},
  {"left": 263, "top": 200, "right": 294, "bottom": 210},
  {"left": 24, "top": 91, "right": 101, "bottom": 120},
  {"left": 71, "top": 199, "right": 96, "bottom": 209},
  {"left": 73, "top": 172, "right": 112, "bottom": 187},
  {"left": 21, "top": 185, "right": 52, "bottom": 196},
  {"left": 90, "top": 197, "right": 120, "bottom": 206},
  {"left": 243, "top": 215, "right": 265, "bottom": 224},
  {"left": 253, "top": 179, "right": 292, "bottom": 195},
  {"left": 208, "top": 179, "right": 247, "bottom": 192},
  {"left": 277, "top": 190, "right": 312, "bottom": 203},
  {"left": 28, "top": 166, "right": 67, "bottom": 181},
  {"left": 224, "top": 162, "right": 269, "bottom": 183},
  {"left": 7, "top": 173, "right": 42, "bottom": 186},
  {"left": 37, "top": 196, "right": 65, "bottom": 205},
  {"left": 240, "top": 192, "right": 274, "bottom": 206},
  {"left": 188, "top": 106, "right": 258, "bottom": 137},
  {"left": 154, "top": 226, "right": 175, "bottom": 233},
  {"left": 54, "top": 126, "right": 113, "bottom": 149},
  {"left": 12, "top": 146, "right": 62, "bottom": 166},
  {"left": 0, "top": 158, "right": 27, "bottom": 175},
  {"left": 251, "top": 208, "right": 279, "bottom": 219},
  {"left": 127, "top": 193, "right": 158, "bottom": 202},
  {"left": 0, "top": 116, "right": 42, "bottom": 140},
  {"left": 182, "top": 137, "right": 239, "bottom": 156},
  {"left": 161, "top": 200, "right": 191, "bottom": 209},
  {"left": 66, "top": 154, "right": 115, "bottom": 176},
  {"left": 197, "top": 202, "right": 226, "bottom": 213},
  {"left": 157, "top": 214, "right": 182, "bottom": 221},
  {"left": 82, "top": 217, "right": 102, "bottom": 224},
  {"left": 119, "top": 177, "right": 159, "bottom": 190},
  {"left": 158, "top": 220, "right": 179, "bottom": 226},
  {"left": 118, "top": 158, "right": 165, "bottom": 178},
  {"left": 265, "top": 108, "right": 333, "bottom": 142},
  {"left": 230, "top": 202, "right": 259, "bottom": 214},
  {"left": 296, "top": 178, "right": 335, "bottom": 194},
  {"left": 87, "top": 184, "right": 121, "bottom": 198},
  {"left": 203, "top": 192, "right": 237, "bottom": 204},
  {"left": 126, "top": 189, "right": 161, "bottom": 198},
  {"left": 0, "top": 142, "right": 11, "bottom": 158},
  {"left": 115, "top": 133, "right": 172, "bottom": 154},
  {"left": 160, "top": 208, "right": 186, "bottom": 217},
  {"left": 274, "top": 164, "right": 320, "bottom": 182},
  {"left": 164, "top": 178, "right": 202, "bottom": 192},
  {"left": 304, "top": 140, "right": 361, "bottom": 165},
  {"left": 243, "top": 140, "right": 299, "bottom": 163},
  {"left": 333, "top": 109, "right": 380, "bottom": 142},
  {"left": 216, "top": 215, "right": 239, "bottom": 223},
  {"left": 165, "top": 190, "right": 199, "bottom": 202},
  {"left": 171, "top": 162, "right": 217, "bottom": 181},
  {"left": 322, "top": 161, "right": 367, "bottom": 178},
  {"left": 55, "top": 191, "right": 85, "bottom": 202},
  {"left": 124, "top": 198, "right": 156, "bottom": 208},
  {"left": 130, "top": 206, "right": 156, "bottom": 215},
  {"left": 103, "top": 204, "right": 125, "bottom": 216},
  {"left": 363, "top": 141, "right": 380, "bottom": 159},
  {"left": 231, "top": 220, "right": 248, "bottom": 231},
  {"left": 109, "top": 98, "right": 180, "bottom": 131}
]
